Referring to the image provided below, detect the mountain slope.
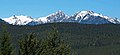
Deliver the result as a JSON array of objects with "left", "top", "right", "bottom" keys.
[
  {"left": 0, "top": 18, "right": 8, "bottom": 25},
  {"left": 2, "top": 10, "right": 120, "bottom": 25}
]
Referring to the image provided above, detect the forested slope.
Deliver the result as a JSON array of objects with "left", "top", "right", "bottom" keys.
[{"left": 0, "top": 22, "right": 120, "bottom": 55}]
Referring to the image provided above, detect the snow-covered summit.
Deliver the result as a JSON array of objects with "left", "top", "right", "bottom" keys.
[
  {"left": 69, "top": 11, "right": 120, "bottom": 24},
  {"left": 46, "top": 10, "right": 69, "bottom": 23},
  {"left": 76, "top": 11, "right": 94, "bottom": 18},
  {"left": 3, "top": 15, "right": 33, "bottom": 25}
]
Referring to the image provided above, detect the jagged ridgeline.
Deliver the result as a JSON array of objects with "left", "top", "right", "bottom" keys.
[
  {"left": 1, "top": 10, "right": 120, "bottom": 25},
  {"left": 0, "top": 22, "right": 120, "bottom": 55}
]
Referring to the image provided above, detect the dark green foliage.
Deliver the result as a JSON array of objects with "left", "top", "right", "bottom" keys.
[
  {"left": 18, "top": 25, "right": 70, "bottom": 55},
  {"left": 18, "top": 33, "right": 40, "bottom": 55},
  {"left": 40, "top": 25, "right": 70, "bottom": 55},
  {"left": 1, "top": 22, "right": 120, "bottom": 55},
  {"left": 0, "top": 25, "right": 15, "bottom": 55}
]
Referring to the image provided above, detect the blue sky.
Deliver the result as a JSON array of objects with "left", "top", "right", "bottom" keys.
[{"left": 0, "top": 0, "right": 120, "bottom": 19}]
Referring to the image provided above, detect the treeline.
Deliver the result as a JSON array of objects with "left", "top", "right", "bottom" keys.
[{"left": 0, "top": 25, "right": 72, "bottom": 55}]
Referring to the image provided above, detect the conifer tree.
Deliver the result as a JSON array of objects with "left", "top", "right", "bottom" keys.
[
  {"left": 0, "top": 25, "right": 15, "bottom": 55},
  {"left": 18, "top": 33, "right": 41, "bottom": 55},
  {"left": 40, "top": 25, "right": 70, "bottom": 55}
]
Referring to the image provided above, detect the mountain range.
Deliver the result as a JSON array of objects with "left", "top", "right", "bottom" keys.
[{"left": 1, "top": 10, "right": 120, "bottom": 25}]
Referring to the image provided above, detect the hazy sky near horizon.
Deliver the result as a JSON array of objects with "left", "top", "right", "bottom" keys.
[{"left": 0, "top": 0, "right": 120, "bottom": 19}]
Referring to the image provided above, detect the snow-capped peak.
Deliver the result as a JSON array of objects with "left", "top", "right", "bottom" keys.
[
  {"left": 47, "top": 10, "right": 65, "bottom": 17},
  {"left": 45, "top": 10, "right": 69, "bottom": 23},
  {"left": 3, "top": 15, "right": 33, "bottom": 25},
  {"left": 72, "top": 11, "right": 120, "bottom": 24},
  {"left": 76, "top": 11, "right": 94, "bottom": 18}
]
